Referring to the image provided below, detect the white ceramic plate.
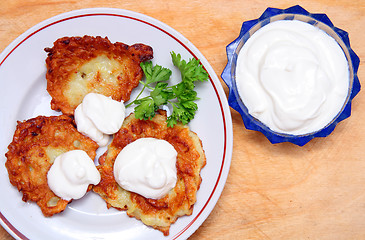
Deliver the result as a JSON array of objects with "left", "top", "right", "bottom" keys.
[{"left": 0, "top": 8, "right": 233, "bottom": 240}]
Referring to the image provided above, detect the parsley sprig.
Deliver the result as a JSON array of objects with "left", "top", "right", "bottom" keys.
[{"left": 126, "top": 51, "right": 208, "bottom": 127}]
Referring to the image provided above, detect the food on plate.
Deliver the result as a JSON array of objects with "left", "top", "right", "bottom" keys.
[
  {"left": 113, "top": 137, "right": 178, "bottom": 200},
  {"left": 47, "top": 149, "right": 101, "bottom": 201},
  {"left": 74, "top": 92, "right": 126, "bottom": 147},
  {"left": 5, "top": 115, "right": 99, "bottom": 216},
  {"left": 5, "top": 30, "right": 208, "bottom": 235},
  {"left": 235, "top": 20, "right": 349, "bottom": 135},
  {"left": 126, "top": 51, "right": 209, "bottom": 127},
  {"left": 93, "top": 110, "right": 206, "bottom": 236},
  {"left": 44, "top": 35, "right": 153, "bottom": 115}
]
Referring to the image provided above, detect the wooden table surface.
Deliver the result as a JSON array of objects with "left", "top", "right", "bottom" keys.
[{"left": 1, "top": 0, "right": 364, "bottom": 239}]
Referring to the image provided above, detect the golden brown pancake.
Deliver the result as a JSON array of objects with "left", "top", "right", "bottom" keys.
[
  {"left": 44, "top": 35, "right": 153, "bottom": 115},
  {"left": 93, "top": 110, "right": 206, "bottom": 236},
  {"left": 5, "top": 115, "right": 99, "bottom": 217}
]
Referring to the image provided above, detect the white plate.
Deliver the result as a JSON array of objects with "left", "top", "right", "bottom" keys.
[{"left": 0, "top": 8, "right": 233, "bottom": 240}]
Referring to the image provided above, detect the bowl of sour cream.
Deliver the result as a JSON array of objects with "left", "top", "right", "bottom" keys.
[{"left": 222, "top": 5, "right": 360, "bottom": 146}]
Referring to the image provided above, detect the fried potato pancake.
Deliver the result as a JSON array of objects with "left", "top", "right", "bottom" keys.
[
  {"left": 93, "top": 110, "right": 206, "bottom": 236},
  {"left": 44, "top": 35, "right": 153, "bottom": 115},
  {"left": 5, "top": 115, "right": 99, "bottom": 217}
]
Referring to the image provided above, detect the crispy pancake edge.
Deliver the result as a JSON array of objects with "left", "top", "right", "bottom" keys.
[
  {"left": 93, "top": 110, "right": 206, "bottom": 235},
  {"left": 45, "top": 35, "right": 153, "bottom": 115},
  {"left": 5, "top": 115, "right": 99, "bottom": 216}
]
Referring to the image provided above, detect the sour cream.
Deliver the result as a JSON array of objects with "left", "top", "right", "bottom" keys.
[
  {"left": 236, "top": 20, "right": 349, "bottom": 135},
  {"left": 113, "top": 138, "right": 177, "bottom": 199},
  {"left": 47, "top": 150, "right": 101, "bottom": 201},
  {"left": 75, "top": 93, "right": 125, "bottom": 146}
]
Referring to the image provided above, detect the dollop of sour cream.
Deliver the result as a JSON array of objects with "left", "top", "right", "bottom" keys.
[
  {"left": 236, "top": 20, "right": 349, "bottom": 135},
  {"left": 47, "top": 150, "right": 101, "bottom": 201},
  {"left": 75, "top": 93, "right": 125, "bottom": 146},
  {"left": 114, "top": 138, "right": 178, "bottom": 199}
]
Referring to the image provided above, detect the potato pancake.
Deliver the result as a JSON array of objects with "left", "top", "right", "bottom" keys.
[
  {"left": 93, "top": 110, "right": 206, "bottom": 236},
  {"left": 5, "top": 115, "right": 99, "bottom": 217},
  {"left": 44, "top": 35, "right": 153, "bottom": 115}
]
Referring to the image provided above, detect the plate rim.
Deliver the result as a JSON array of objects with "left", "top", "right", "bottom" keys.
[{"left": 0, "top": 7, "right": 233, "bottom": 240}]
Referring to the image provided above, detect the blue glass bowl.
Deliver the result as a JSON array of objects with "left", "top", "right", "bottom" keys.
[{"left": 221, "top": 5, "right": 360, "bottom": 146}]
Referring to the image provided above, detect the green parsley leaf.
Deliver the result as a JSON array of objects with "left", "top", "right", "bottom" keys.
[
  {"left": 150, "top": 82, "right": 169, "bottom": 106},
  {"left": 171, "top": 51, "right": 209, "bottom": 83},
  {"left": 134, "top": 98, "right": 158, "bottom": 120},
  {"left": 140, "top": 61, "right": 172, "bottom": 85},
  {"left": 127, "top": 52, "right": 208, "bottom": 127}
]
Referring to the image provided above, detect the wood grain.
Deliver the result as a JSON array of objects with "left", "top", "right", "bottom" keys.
[{"left": 1, "top": 0, "right": 364, "bottom": 239}]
